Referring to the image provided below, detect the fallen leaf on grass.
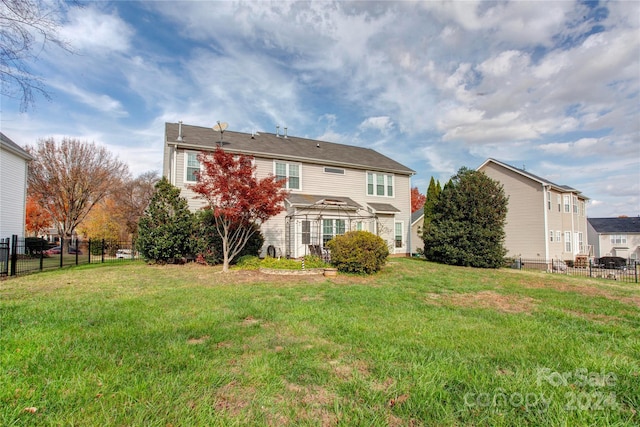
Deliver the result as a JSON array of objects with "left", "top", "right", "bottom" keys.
[
  {"left": 24, "top": 407, "right": 38, "bottom": 413},
  {"left": 388, "top": 394, "right": 409, "bottom": 408}
]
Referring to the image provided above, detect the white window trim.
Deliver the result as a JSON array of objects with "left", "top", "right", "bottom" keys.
[
  {"left": 274, "top": 161, "right": 302, "bottom": 190},
  {"left": 394, "top": 221, "right": 404, "bottom": 249},
  {"left": 184, "top": 151, "right": 201, "bottom": 183},
  {"left": 366, "top": 171, "right": 394, "bottom": 197}
]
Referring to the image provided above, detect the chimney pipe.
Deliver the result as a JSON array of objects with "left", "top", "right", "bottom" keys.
[
  {"left": 177, "top": 121, "right": 183, "bottom": 142},
  {"left": 284, "top": 127, "right": 288, "bottom": 138},
  {"left": 276, "top": 125, "right": 280, "bottom": 137}
]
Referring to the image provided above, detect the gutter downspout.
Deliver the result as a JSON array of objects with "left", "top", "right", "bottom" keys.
[{"left": 543, "top": 184, "right": 550, "bottom": 260}]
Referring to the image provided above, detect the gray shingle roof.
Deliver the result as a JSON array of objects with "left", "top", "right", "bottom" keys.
[
  {"left": 480, "top": 158, "right": 585, "bottom": 197},
  {"left": 411, "top": 209, "right": 424, "bottom": 225},
  {"left": 166, "top": 122, "right": 414, "bottom": 175},
  {"left": 287, "top": 194, "right": 362, "bottom": 209},
  {"left": 368, "top": 202, "right": 400, "bottom": 213},
  {"left": 588, "top": 217, "right": 640, "bottom": 233}
]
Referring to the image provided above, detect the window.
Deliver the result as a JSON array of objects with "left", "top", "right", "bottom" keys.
[
  {"left": 301, "top": 221, "right": 311, "bottom": 245},
  {"left": 324, "top": 167, "right": 344, "bottom": 174},
  {"left": 549, "top": 231, "right": 554, "bottom": 242},
  {"left": 367, "top": 172, "right": 394, "bottom": 197},
  {"left": 547, "top": 191, "right": 551, "bottom": 210},
  {"left": 556, "top": 231, "right": 561, "bottom": 242},
  {"left": 322, "top": 219, "right": 345, "bottom": 246},
  {"left": 610, "top": 235, "right": 627, "bottom": 245},
  {"left": 578, "top": 232, "right": 584, "bottom": 253},
  {"left": 564, "top": 231, "right": 572, "bottom": 252},
  {"left": 564, "top": 195, "right": 570, "bottom": 213},
  {"left": 580, "top": 201, "right": 586, "bottom": 216},
  {"left": 185, "top": 152, "right": 200, "bottom": 182},
  {"left": 395, "top": 222, "right": 403, "bottom": 248},
  {"left": 275, "top": 161, "right": 300, "bottom": 190},
  {"left": 557, "top": 195, "right": 561, "bottom": 212},
  {"left": 573, "top": 196, "right": 578, "bottom": 213},
  {"left": 356, "top": 221, "right": 363, "bottom": 231}
]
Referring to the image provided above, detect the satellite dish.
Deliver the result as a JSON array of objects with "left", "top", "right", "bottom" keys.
[
  {"left": 213, "top": 121, "right": 228, "bottom": 145},
  {"left": 213, "top": 121, "right": 228, "bottom": 132}
]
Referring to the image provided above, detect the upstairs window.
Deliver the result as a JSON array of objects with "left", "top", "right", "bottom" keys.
[
  {"left": 185, "top": 152, "right": 200, "bottom": 182},
  {"left": 564, "top": 195, "right": 570, "bottom": 213},
  {"left": 573, "top": 196, "right": 578, "bottom": 214},
  {"left": 547, "top": 191, "right": 551, "bottom": 210},
  {"left": 610, "top": 235, "right": 627, "bottom": 245},
  {"left": 367, "top": 172, "right": 394, "bottom": 197},
  {"left": 324, "top": 167, "right": 345, "bottom": 175},
  {"left": 275, "top": 161, "right": 300, "bottom": 190}
]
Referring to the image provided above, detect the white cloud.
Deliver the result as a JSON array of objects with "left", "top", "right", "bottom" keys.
[
  {"left": 60, "top": 7, "right": 133, "bottom": 53},
  {"left": 359, "top": 116, "right": 394, "bottom": 134},
  {"left": 55, "top": 83, "right": 128, "bottom": 117}
]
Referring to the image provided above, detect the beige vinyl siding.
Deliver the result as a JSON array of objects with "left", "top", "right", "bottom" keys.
[
  {"left": 480, "top": 163, "right": 546, "bottom": 258},
  {"left": 166, "top": 149, "right": 413, "bottom": 257},
  {"left": 256, "top": 157, "right": 412, "bottom": 255}
]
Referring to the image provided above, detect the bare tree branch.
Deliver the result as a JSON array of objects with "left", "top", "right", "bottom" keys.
[
  {"left": 1, "top": 0, "right": 77, "bottom": 110},
  {"left": 27, "top": 137, "right": 129, "bottom": 240}
]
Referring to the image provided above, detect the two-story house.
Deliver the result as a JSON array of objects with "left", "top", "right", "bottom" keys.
[
  {"left": 1, "top": 132, "right": 33, "bottom": 239},
  {"left": 587, "top": 217, "right": 640, "bottom": 261},
  {"left": 163, "top": 122, "right": 415, "bottom": 258},
  {"left": 478, "top": 158, "right": 589, "bottom": 262}
]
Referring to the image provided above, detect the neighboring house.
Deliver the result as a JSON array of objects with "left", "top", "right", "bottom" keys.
[
  {"left": 0, "top": 132, "right": 33, "bottom": 239},
  {"left": 410, "top": 209, "right": 424, "bottom": 256},
  {"left": 163, "top": 122, "right": 415, "bottom": 258},
  {"left": 587, "top": 217, "right": 640, "bottom": 261},
  {"left": 477, "top": 158, "right": 589, "bottom": 261}
]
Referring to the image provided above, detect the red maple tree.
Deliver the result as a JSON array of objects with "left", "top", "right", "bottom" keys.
[
  {"left": 189, "top": 147, "right": 289, "bottom": 272},
  {"left": 411, "top": 186, "right": 426, "bottom": 212}
]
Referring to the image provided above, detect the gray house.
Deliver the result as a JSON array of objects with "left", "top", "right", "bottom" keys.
[
  {"left": 0, "top": 133, "right": 33, "bottom": 239},
  {"left": 587, "top": 217, "right": 640, "bottom": 261},
  {"left": 163, "top": 122, "right": 415, "bottom": 258}
]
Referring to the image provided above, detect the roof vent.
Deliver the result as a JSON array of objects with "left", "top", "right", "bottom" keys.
[
  {"left": 276, "top": 125, "right": 280, "bottom": 137},
  {"left": 177, "top": 121, "right": 183, "bottom": 142},
  {"left": 284, "top": 127, "right": 288, "bottom": 138}
]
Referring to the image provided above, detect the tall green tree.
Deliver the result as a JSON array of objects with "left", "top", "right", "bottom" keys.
[
  {"left": 422, "top": 177, "right": 441, "bottom": 240},
  {"left": 424, "top": 168, "right": 508, "bottom": 268},
  {"left": 137, "top": 177, "right": 194, "bottom": 263}
]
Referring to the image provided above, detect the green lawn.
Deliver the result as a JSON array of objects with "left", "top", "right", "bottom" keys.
[{"left": 1, "top": 258, "right": 638, "bottom": 426}]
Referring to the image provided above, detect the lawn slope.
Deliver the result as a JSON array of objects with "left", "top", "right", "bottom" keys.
[{"left": 1, "top": 259, "right": 638, "bottom": 426}]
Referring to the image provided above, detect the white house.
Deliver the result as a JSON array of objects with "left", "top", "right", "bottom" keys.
[
  {"left": 0, "top": 133, "right": 33, "bottom": 239},
  {"left": 163, "top": 122, "right": 415, "bottom": 258},
  {"left": 588, "top": 217, "right": 640, "bottom": 261}
]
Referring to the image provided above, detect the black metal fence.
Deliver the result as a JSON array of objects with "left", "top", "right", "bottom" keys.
[
  {"left": 509, "top": 257, "right": 639, "bottom": 283},
  {"left": 1, "top": 235, "right": 137, "bottom": 278}
]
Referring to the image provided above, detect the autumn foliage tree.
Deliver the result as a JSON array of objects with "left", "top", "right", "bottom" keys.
[
  {"left": 189, "top": 148, "right": 289, "bottom": 272},
  {"left": 25, "top": 195, "right": 52, "bottom": 236},
  {"left": 27, "top": 137, "right": 128, "bottom": 241},
  {"left": 411, "top": 186, "right": 426, "bottom": 212}
]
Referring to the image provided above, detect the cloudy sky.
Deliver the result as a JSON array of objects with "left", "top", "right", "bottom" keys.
[{"left": 1, "top": 0, "right": 638, "bottom": 217}]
